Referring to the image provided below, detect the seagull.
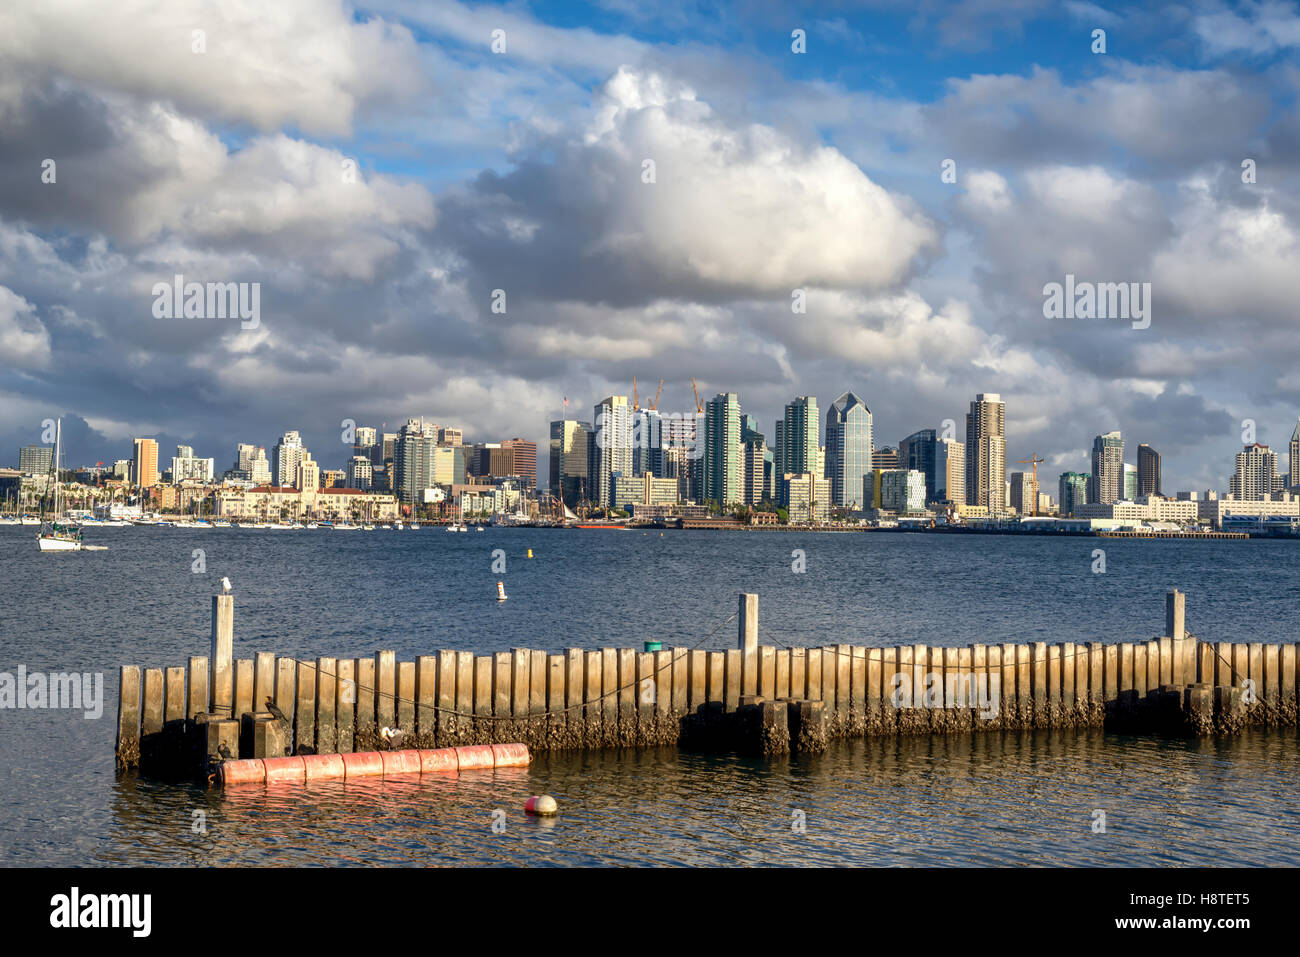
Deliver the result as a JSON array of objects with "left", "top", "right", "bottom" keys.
[
  {"left": 379, "top": 726, "right": 404, "bottom": 750},
  {"left": 264, "top": 697, "right": 289, "bottom": 723},
  {"left": 221, "top": 576, "right": 232, "bottom": 594}
]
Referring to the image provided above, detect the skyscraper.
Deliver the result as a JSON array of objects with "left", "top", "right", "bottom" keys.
[
  {"left": 549, "top": 419, "right": 591, "bottom": 503},
  {"left": 824, "top": 392, "right": 872, "bottom": 509},
  {"left": 899, "top": 428, "right": 937, "bottom": 502},
  {"left": 272, "top": 431, "right": 306, "bottom": 488},
  {"left": 1058, "top": 471, "right": 1089, "bottom": 516},
  {"left": 703, "top": 392, "right": 742, "bottom": 507},
  {"left": 1232, "top": 444, "right": 1277, "bottom": 501},
  {"left": 1010, "top": 471, "right": 1038, "bottom": 516},
  {"left": 964, "top": 394, "right": 1006, "bottom": 511},
  {"left": 776, "top": 396, "right": 819, "bottom": 480},
  {"left": 1137, "top": 444, "right": 1161, "bottom": 497},
  {"left": 394, "top": 418, "right": 436, "bottom": 504},
  {"left": 1088, "top": 431, "right": 1124, "bottom": 504},
  {"left": 501, "top": 438, "right": 537, "bottom": 488},
  {"left": 592, "top": 396, "right": 632, "bottom": 507},
  {"left": 1123, "top": 463, "right": 1138, "bottom": 501},
  {"left": 632, "top": 409, "right": 663, "bottom": 478},
  {"left": 1290, "top": 420, "right": 1300, "bottom": 490},
  {"left": 934, "top": 437, "right": 965, "bottom": 504},
  {"left": 133, "top": 438, "right": 159, "bottom": 488},
  {"left": 18, "top": 445, "right": 52, "bottom": 476}
]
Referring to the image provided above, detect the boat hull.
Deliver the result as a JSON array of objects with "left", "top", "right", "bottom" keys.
[{"left": 38, "top": 536, "right": 83, "bottom": 551}]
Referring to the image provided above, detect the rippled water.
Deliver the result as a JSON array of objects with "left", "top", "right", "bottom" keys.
[{"left": 2, "top": 524, "right": 1299, "bottom": 865}]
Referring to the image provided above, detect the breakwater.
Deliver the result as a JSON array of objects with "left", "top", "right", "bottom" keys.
[{"left": 115, "top": 588, "right": 1299, "bottom": 778}]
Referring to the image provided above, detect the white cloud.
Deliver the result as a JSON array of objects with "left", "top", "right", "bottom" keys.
[{"left": 0, "top": 285, "right": 52, "bottom": 369}]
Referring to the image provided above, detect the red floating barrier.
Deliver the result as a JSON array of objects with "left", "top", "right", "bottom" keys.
[
  {"left": 491, "top": 743, "right": 531, "bottom": 768},
  {"left": 302, "top": 753, "right": 346, "bottom": 781},
  {"left": 340, "top": 750, "right": 384, "bottom": 780},
  {"left": 218, "top": 758, "right": 265, "bottom": 785},
  {"left": 381, "top": 749, "right": 423, "bottom": 775},
  {"left": 419, "top": 748, "right": 459, "bottom": 773},
  {"left": 454, "top": 745, "right": 495, "bottom": 770},
  {"left": 261, "top": 756, "right": 306, "bottom": 785}
]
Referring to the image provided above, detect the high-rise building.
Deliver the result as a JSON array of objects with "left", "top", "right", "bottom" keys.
[
  {"left": 437, "top": 427, "right": 462, "bottom": 447},
  {"left": 394, "top": 418, "right": 436, "bottom": 504},
  {"left": 965, "top": 393, "right": 1006, "bottom": 512},
  {"left": 784, "top": 472, "right": 831, "bottom": 523},
  {"left": 703, "top": 393, "right": 742, "bottom": 508},
  {"left": 592, "top": 396, "right": 633, "bottom": 507},
  {"left": 1088, "top": 431, "right": 1124, "bottom": 504},
  {"left": 934, "top": 438, "right": 965, "bottom": 504},
  {"left": 272, "top": 431, "right": 306, "bottom": 488},
  {"left": 824, "top": 392, "right": 872, "bottom": 509},
  {"left": 18, "top": 445, "right": 52, "bottom": 476},
  {"left": 1123, "top": 463, "right": 1138, "bottom": 501},
  {"left": 1058, "top": 472, "right": 1089, "bottom": 516},
  {"left": 1231, "top": 444, "right": 1277, "bottom": 501},
  {"left": 501, "top": 438, "right": 537, "bottom": 488},
  {"left": 549, "top": 419, "right": 591, "bottom": 502},
  {"left": 133, "top": 438, "right": 159, "bottom": 488},
  {"left": 662, "top": 413, "right": 701, "bottom": 503},
  {"left": 432, "top": 445, "right": 467, "bottom": 487},
  {"left": 296, "top": 453, "right": 319, "bottom": 494},
  {"left": 1290, "top": 420, "right": 1300, "bottom": 490},
  {"left": 876, "top": 469, "right": 926, "bottom": 513},
  {"left": 346, "top": 455, "right": 373, "bottom": 490},
  {"left": 899, "top": 429, "right": 938, "bottom": 503},
  {"left": 743, "top": 436, "right": 768, "bottom": 506},
  {"left": 632, "top": 409, "right": 663, "bottom": 478},
  {"left": 1010, "top": 471, "right": 1038, "bottom": 516},
  {"left": 1137, "top": 444, "right": 1161, "bottom": 497},
  {"left": 171, "top": 445, "right": 214, "bottom": 483},
  {"left": 873, "top": 447, "right": 899, "bottom": 470},
  {"left": 775, "top": 396, "right": 819, "bottom": 499}
]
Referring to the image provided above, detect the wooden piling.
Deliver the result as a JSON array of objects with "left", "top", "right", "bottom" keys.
[
  {"left": 436, "top": 651, "right": 456, "bottom": 745},
  {"left": 548, "top": 653, "right": 566, "bottom": 746},
  {"left": 1015, "top": 644, "right": 1030, "bottom": 727},
  {"left": 654, "top": 649, "right": 674, "bottom": 742},
  {"left": 164, "top": 666, "right": 185, "bottom": 725},
  {"left": 316, "top": 657, "right": 336, "bottom": 753},
  {"left": 455, "top": 652, "right": 474, "bottom": 742},
  {"left": 294, "top": 659, "right": 316, "bottom": 754},
  {"left": 567, "top": 649, "right": 584, "bottom": 747},
  {"left": 397, "top": 661, "right": 415, "bottom": 736},
  {"left": 474, "top": 655, "right": 492, "bottom": 744},
  {"left": 513, "top": 649, "right": 530, "bottom": 740},
  {"left": 805, "top": 648, "right": 822, "bottom": 701},
  {"left": 850, "top": 647, "right": 866, "bottom": 732},
  {"left": 142, "top": 668, "right": 163, "bottom": 736},
  {"left": 375, "top": 650, "right": 396, "bottom": 730},
  {"left": 758, "top": 646, "right": 776, "bottom": 699},
  {"left": 636, "top": 652, "right": 655, "bottom": 742},
  {"left": 739, "top": 593, "right": 758, "bottom": 696},
  {"left": 707, "top": 651, "right": 725, "bottom": 706},
  {"left": 234, "top": 658, "right": 254, "bottom": 719},
  {"left": 671, "top": 648, "right": 687, "bottom": 720},
  {"left": 336, "top": 658, "right": 356, "bottom": 752},
  {"left": 209, "top": 594, "right": 234, "bottom": 716},
  {"left": 584, "top": 649, "right": 603, "bottom": 745},
  {"left": 116, "top": 666, "right": 141, "bottom": 768},
  {"left": 188, "top": 656, "right": 209, "bottom": 723},
  {"left": 493, "top": 652, "right": 512, "bottom": 732},
  {"left": 688, "top": 650, "right": 707, "bottom": 714},
  {"left": 724, "top": 648, "right": 742, "bottom": 711},
  {"left": 254, "top": 652, "right": 274, "bottom": 716},
  {"left": 415, "top": 656, "right": 437, "bottom": 741},
  {"left": 600, "top": 648, "right": 617, "bottom": 746},
  {"left": 356, "top": 656, "right": 376, "bottom": 738},
  {"left": 775, "top": 648, "right": 791, "bottom": 701},
  {"left": 617, "top": 648, "right": 635, "bottom": 744}
]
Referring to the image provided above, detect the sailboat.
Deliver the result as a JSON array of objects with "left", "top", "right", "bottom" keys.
[{"left": 37, "top": 419, "right": 83, "bottom": 551}]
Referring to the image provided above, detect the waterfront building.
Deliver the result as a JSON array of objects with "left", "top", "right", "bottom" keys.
[
  {"left": 1037, "top": 491, "right": 1056, "bottom": 515},
  {"left": 1200, "top": 495, "right": 1300, "bottom": 528},
  {"left": 784, "top": 472, "right": 831, "bottom": 523},
  {"left": 432, "top": 445, "right": 467, "bottom": 487},
  {"left": 965, "top": 393, "right": 1006, "bottom": 513},
  {"left": 934, "top": 438, "right": 965, "bottom": 504},
  {"left": 702, "top": 393, "right": 742, "bottom": 508},
  {"left": 346, "top": 455, "right": 373, "bottom": 490},
  {"left": 899, "top": 429, "right": 937, "bottom": 503},
  {"left": 1123, "top": 463, "right": 1138, "bottom": 501},
  {"left": 133, "top": 438, "right": 159, "bottom": 488},
  {"left": 212, "top": 485, "right": 399, "bottom": 522},
  {"left": 1231, "top": 444, "right": 1277, "bottom": 501},
  {"left": 1087, "top": 431, "right": 1124, "bottom": 504},
  {"left": 112, "top": 459, "right": 132, "bottom": 481},
  {"left": 1010, "top": 471, "right": 1038, "bottom": 516},
  {"left": 394, "top": 418, "right": 437, "bottom": 504},
  {"left": 592, "top": 395, "right": 633, "bottom": 507},
  {"left": 18, "top": 444, "right": 52, "bottom": 476},
  {"left": 775, "top": 396, "right": 818, "bottom": 504},
  {"left": 272, "top": 431, "right": 306, "bottom": 488},
  {"left": 232, "top": 443, "right": 271, "bottom": 484},
  {"left": 1075, "top": 497, "right": 1199, "bottom": 524},
  {"left": 1058, "top": 471, "right": 1089, "bottom": 517},
  {"left": 824, "top": 392, "right": 872, "bottom": 509},
  {"left": 613, "top": 473, "right": 679, "bottom": 510},
  {"left": 501, "top": 438, "right": 537, "bottom": 488},
  {"left": 549, "top": 419, "right": 590, "bottom": 503},
  {"left": 1138, "top": 444, "right": 1161, "bottom": 497},
  {"left": 876, "top": 469, "right": 926, "bottom": 513},
  {"left": 170, "top": 445, "right": 214, "bottom": 484}
]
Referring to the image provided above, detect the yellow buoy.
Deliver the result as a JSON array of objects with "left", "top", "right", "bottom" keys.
[
  {"left": 526, "top": 548, "right": 533, "bottom": 558},
  {"left": 496, "top": 581, "right": 507, "bottom": 602}
]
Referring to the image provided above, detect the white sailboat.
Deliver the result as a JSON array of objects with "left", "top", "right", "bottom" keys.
[{"left": 37, "top": 419, "right": 83, "bottom": 552}]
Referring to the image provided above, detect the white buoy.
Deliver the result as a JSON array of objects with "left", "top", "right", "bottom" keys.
[
  {"left": 496, "top": 581, "right": 508, "bottom": 602},
  {"left": 525, "top": 795, "right": 557, "bottom": 815}
]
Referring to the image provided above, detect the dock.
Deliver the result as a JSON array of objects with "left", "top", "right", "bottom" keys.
[{"left": 115, "top": 588, "right": 1300, "bottom": 778}]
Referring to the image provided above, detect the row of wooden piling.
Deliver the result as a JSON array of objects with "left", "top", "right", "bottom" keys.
[{"left": 115, "top": 590, "right": 1300, "bottom": 772}]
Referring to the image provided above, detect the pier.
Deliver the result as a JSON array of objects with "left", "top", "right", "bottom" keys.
[{"left": 115, "top": 588, "right": 1300, "bottom": 779}]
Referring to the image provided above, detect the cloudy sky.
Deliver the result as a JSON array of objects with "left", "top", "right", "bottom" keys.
[{"left": 1, "top": 0, "right": 1297, "bottom": 492}]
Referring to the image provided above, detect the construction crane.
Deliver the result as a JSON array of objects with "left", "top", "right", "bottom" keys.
[
  {"left": 1015, "top": 454, "right": 1046, "bottom": 516},
  {"left": 648, "top": 379, "right": 663, "bottom": 411},
  {"left": 690, "top": 378, "right": 703, "bottom": 413}
]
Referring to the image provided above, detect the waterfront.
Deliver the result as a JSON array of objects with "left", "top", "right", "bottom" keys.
[{"left": 2, "top": 525, "right": 1300, "bottom": 866}]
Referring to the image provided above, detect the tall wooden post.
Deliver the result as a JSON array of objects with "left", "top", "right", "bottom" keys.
[
  {"left": 739, "top": 593, "right": 758, "bottom": 696},
  {"left": 210, "top": 593, "right": 234, "bottom": 717}
]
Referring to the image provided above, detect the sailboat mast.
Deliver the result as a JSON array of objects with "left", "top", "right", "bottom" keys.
[{"left": 53, "top": 418, "right": 61, "bottom": 519}]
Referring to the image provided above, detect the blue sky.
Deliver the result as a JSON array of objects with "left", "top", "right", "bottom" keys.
[{"left": 1, "top": 0, "right": 1299, "bottom": 494}]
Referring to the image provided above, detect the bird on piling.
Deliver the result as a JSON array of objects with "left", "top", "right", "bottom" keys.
[
  {"left": 221, "top": 576, "right": 232, "bottom": 594},
  {"left": 264, "top": 696, "right": 289, "bottom": 723},
  {"left": 217, "top": 742, "right": 233, "bottom": 760},
  {"left": 380, "top": 726, "right": 404, "bottom": 750}
]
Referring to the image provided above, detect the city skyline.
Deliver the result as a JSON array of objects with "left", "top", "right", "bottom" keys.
[{"left": 2, "top": 4, "right": 1299, "bottom": 499}]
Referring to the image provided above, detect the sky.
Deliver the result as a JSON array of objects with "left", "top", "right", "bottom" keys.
[{"left": 0, "top": 0, "right": 1298, "bottom": 492}]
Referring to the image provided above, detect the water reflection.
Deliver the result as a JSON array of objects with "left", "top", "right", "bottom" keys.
[{"left": 100, "top": 731, "right": 1300, "bottom": 866}]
